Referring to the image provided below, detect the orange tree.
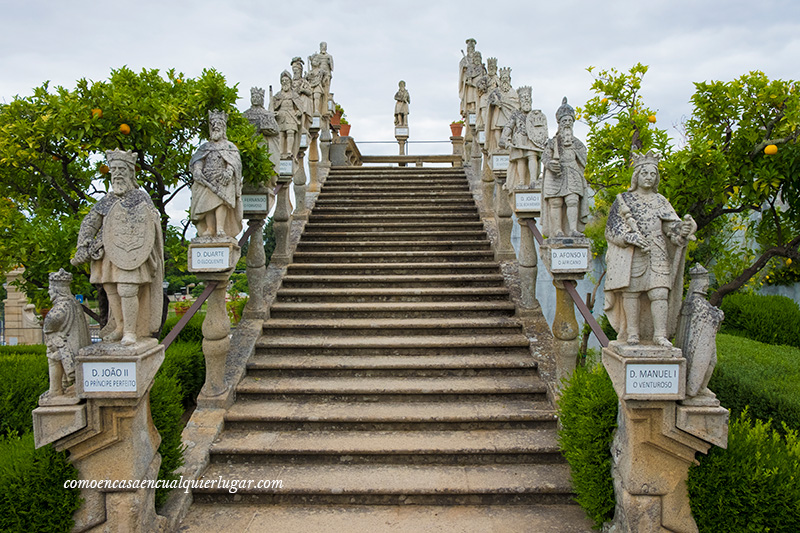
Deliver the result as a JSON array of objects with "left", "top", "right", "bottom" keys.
[
  {"left": 0, "top": 67, "right": 273, "bottom": 307},
  {"left": 580, "top": 66, "right": 800, "bottom": 306}
]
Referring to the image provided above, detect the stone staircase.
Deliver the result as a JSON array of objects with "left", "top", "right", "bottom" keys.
[{"left": 179, "top": 166, "right": 592, "bottom": 532}]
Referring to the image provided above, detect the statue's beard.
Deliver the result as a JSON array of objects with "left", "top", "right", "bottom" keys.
[{"left": 559, "top": 127, "right": 573, "bottom": 146}]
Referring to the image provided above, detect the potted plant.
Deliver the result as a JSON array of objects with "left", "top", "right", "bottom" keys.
[
  {"left": 450, "top": 120, "right": 464, "bottom": 137},
  {"left": 174, "top": 299, "right": 193, "bottom": 318},
  {"left": 339, "top": 117, "right": 351, "bottom": 136},
  {"left": 330, "top": 104, "right": 344, "bottom": 126}
]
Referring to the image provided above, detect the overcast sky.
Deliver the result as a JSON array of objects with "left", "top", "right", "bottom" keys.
[{"left": 2, "top": 0, "right": 799, "bottom": 226}]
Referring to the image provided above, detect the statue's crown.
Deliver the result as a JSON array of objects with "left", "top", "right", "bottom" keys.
[
  {"left": 631, "top": 150, "right": 662, "bottom": 168},
  {"left": 689, "top": 263, "right": 709, "bottom": 279},
  {"left": 466, "top": 38, "right": 477, "bottom": 45},
  {"left": 251, "top": 87, "right": 265, "bottom": 98},
  {"left": 291, "top": 56, "right": 304, "bottom": 67},
  {"left": 499, "top": 67, "right": 512, "bottom": 80},
  {"left": 106, "top": 149, "right": 137, "bottom": 167},
  {"left": 556, "top": 97, "right": 575, "bottom": 121},
  {"left": 280, "top": 70, "right": 292, "bottom": 82},
  {"left": 49, "top": 268, "right": 73, "bottom": 284},
  {"left": 487, "top": 57, "right": 497, "bottom": 68},
  {"left": 209, "top": 109, "right": 228, "bottom": 123},
  {"left": 517, "top": 86, "right": 532, "bottom": 99}
]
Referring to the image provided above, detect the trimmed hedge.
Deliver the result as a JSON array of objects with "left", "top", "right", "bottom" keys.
[
  {"left": 0, "top": 348, "right": 49, "bottom": 436},
  {"left": 711, "top": 333, "right": 800, "bottom": 433},
  {"left": 149, "top": 372, "right": 185, "bottom": 508},
  {"left": 557, "top": 364, "right": 618, "bottom": 528},
  {"left": 688, "top": 410, "right": 800, "bottom": 532},
  {"left": 0, "top": 433, "right": 81, "bottom": 533},
  {"left": 720, "top": 292, "right": 800, "bottom": 348},
  {"left": 160, "top": 313, "right": 204, "bottom": 344},
  {"left": 160, "top": 341, "right": 205, "bottom": 406}
]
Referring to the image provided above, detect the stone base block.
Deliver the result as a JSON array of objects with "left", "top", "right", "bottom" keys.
[
  {"left": 676, "top": 404, "right": 729, "bottom": 448},
  {"left": 76, "top": 341, "right": 165, "bottom": 400},
  {"left": 188, "top": 238, "right": 241, "bottom": 273},
  {"left": 33, "top": 402, "right": 87, "bottom": 449},
  {"left": 603, "top": 344, "right": 686, "bottom": 401}
]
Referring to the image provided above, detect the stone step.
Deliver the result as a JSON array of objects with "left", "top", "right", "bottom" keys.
[
  {"left": 268, "top": 300, "right": 516, "bottom": 319},
  {"left": 236, "top": 375, "right": 544, "bottom": 399},
  {"left": 246, "top": 353, "right": 536, "bottom": 370},
  {"left": 302, "top": 221, "right": 486, "bottom": 232},
  {"left": 312, "top": 205, "right": 478, "bottom": 214},
  {"left": 208, "top": 429, "right": 562, "bottom": 464},
  {"left": 223, "top": 399, "right": 554, "bottom": 432},
  {"left": 191, "top": 463, "right": 575, "bottom": 505},
  {"left": 320, "top": 182, "right": 469, "bottom": 189},
  {"left": 291, "top": 250, "right": 495, "bottom": 264},
  {"left": 280, "top": 273, "right": 504, "bottom": 288},
  {"left": 179, "top": 504, "right": 594, "bottom": 533},
  {"left": 262, "top": 316, "right": 520, "bottom": 333},
  {"left": 256, "top": 333, "right": 529, "bottom": 350},
  {"left": 299, "top": 230, "right": 488, "bottom": 242},
  {"left": 315, "top": 193, "right": 475, "bottom": 201},
  {"left": 308, "top": 213, "right": 480, "bottom": 224},
  {"left": 273, "top": 287, "right": 510, "bottom": 304},
  {"left": 295, "top": 240, "right": 491, "bottom": 252}
]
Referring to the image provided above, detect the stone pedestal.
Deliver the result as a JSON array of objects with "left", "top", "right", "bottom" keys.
[
  {"left": 271, "top": 167, "right": 294, "bottom": 266},
  {"left": 318, "top": 116, "right": 332, "bottom": 184},
  {"left": 450, "top": 135, "right": 464, "bottom": 162},
  {"left": 480, "top": 147, "right": 494, "bottom": 219},
  {"left": 244, "top": 218, "right": 268, "bottom": 320},
  {"left": 32, "top": 340, "right": 167, "bottom": 533},
  {"left": 395, "top": 127, "right": 409, "bottom": 167},
  {"left": 491, "top": 152, "right": 515, "bottom": 261},
  {"left": 602, "top": 342, "right": 729, "bottom": 533},
  {"left": 293, "top": 143, "right": 309, "bottom": 220},
  {"left": 514, "top": 195, "right": 541, "bottom": 316},
  {"left": 470, "top": 124, "right": 482, "bottom": 170},
  {"left": 308, "top": 123, "right": 321, "bottom": 193},
  {"left": 2, "top": 267, "right": 43, "bottom": 345}
]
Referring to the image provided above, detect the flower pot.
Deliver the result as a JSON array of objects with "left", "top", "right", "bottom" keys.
[
  {"left": 450, "top": 123, "right": 464, "bottom": 137},
  {"left": 330, "top": 112, "right": 342, "bottom": 126},
  {"left": 339, "top": 123, "right": 351, "bottom": 136}
]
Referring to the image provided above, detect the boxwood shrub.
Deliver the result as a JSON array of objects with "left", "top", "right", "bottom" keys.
[
  {"left": 689, "top": 410, "right": 800, "bottom": 532},
  {"left": 0, "top": 347, "right": 49, "bottom": 436},
  {"left": 160, "top": 341, "right": 205, "bottom": 407},
  {"left": 720, "top": 292, "right": 800, "bottom": 348},
  {"left": 149, "top": 372, "right": 185, "bottom": 508},
  {"left": 557, "top": 364, "right": 618, "bottom": 528}
]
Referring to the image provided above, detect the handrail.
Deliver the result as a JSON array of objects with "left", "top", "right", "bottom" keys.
[
  {"left": 524, "top": 219, "right": 609, "bottom": 347},
  {"left": 161, "top": 181, "right": 283, "bottom": 350}
]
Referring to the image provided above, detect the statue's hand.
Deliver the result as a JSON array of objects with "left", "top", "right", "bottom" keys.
[
  {"left": 680, "top": 214, "right": 697, "bottom": 238},
  {"left": 71, "top": 246, "right": 88, "bottom": 266},
  {"left": 547, "top": 160, "right": 561, "bottom": 173}
]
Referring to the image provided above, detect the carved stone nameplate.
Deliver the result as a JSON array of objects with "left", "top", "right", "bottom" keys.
[
  {"left": 242, "top": 194, "right": 269, "bottom": 215},
  {"left": 551, "top": 248, "right": 589, "bottom": 271},
  {"left": 626, "top": 364, "right": 681, "bottom": 395},
  {"left": 191, "top": 246, "right": 231, "bottom": 271},
  {"left": 279, "top": 159, "right": 293, "bottom": 176},
  {"left": 478, "top": 130, "right": 486, "bottom": 144},
  {"left": 311, "top": 116, "right": 321, "bottom": 129},
  {"left": 468, "top": 113, "right": 477, "bottom": 126},
  {"left": 82, "top": 362, "right": 137, "bottom": 392},
  {"left": 395, "top": 127, "right": 409, "bottom": 137},
  {"left": 514, "top": 191, "right": 542, "bottom": 213},
  {"left": 492, "top": 154, "right": 509, "bottom": 171}
]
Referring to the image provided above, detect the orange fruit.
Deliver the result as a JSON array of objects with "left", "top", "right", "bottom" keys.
[
  {"left": 92, "top": 108, "right": 102, "bottom": 118},
  {"left": 601, "top": 98, "right": 608, "bottom": 104},
  {"left": 648, "top": 115, "right": 657, "bottom": 123},
  {"left": 764, "top": 144, "right": 778, "bottom": 155},
  {"left": 99, "top": 164, "right": 110, "bottom": 174},
  {"left": 119, "top": 123, "right": 131, "bottom": 135}
]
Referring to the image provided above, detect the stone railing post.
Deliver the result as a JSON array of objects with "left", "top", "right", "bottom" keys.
[
  {"left": 395, "top": 126, "right": 409, "bottom": 167},
  {"left": 469, "top": 114, "right": 481, "bottom": 170},
  {"left": 490, "top": 152, "right": 515, "bottom": 261},
  {"left": 479, "top": 130, "right": 494, "bottom": 219},
  {"left": 271, "top": 159, "right": 294, "bottom": 265},
  {"left": 450, "top": 134, "right": 464, "bottom": 165},
  {"left": 319, "top": 115, "right": 332, "bottom": 184},
  {"left": 241, "top": 183, "right": 271, "bottom": 320},
  {"left": 293, "top": 135, "right": 309, "bottom": 220},
  {"left": 513, "top": 190, "right": 542, "bottom": 315},
  {"left": 308, "top": 117, "right": 321, "bottom": 193},
  {"left": 540, "top": 236, "right": 592, "bottom": 390}
]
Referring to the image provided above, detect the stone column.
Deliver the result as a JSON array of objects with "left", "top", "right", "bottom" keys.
[
  {"left": 271, "top": 162, "right": 294, "bottom": 265},
  {"left": 244, "top": 218, "right": 268, "bottom": 320},
  {"left": 480, "top": 142, "right": 494, "bottom": 219},
  {"left": 308, "top": 120, "right": 320, "bottom": 193},
  {"left": 516, "top": 216, "right": 539, "bottom": 315},
  {"left": 395, "top": 126, "right": 409, "bottom": 167},
  {"left": 319, "top": 117, "right": 332, "bottom": 184},
  {"left": 198, "top": 276, "right": 231, "bottom": 399},
  {"left": 450, "top": 135, "right": 464, "bottom": 167},
  {"left": 552, "top": 280, "right": 580, "bottom": 387},
  {"left": 469, "top": 122, "right": 482, "bottom": 170},
  {"left": 2, "top": 267, "right": 43, "bottom": 345},
  {"left": 492, "top": 168, "right": 515, "bottom": 261},
  {"left": 293, "top": 140, "right": 309, "bottom": 220}
]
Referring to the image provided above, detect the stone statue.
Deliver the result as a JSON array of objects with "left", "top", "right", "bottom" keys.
[
  {"left": 309, "top": 41, "right": 334, "bottom": 104},
  {"left": 243, "top": 87, "right": 279, "bottom": 136},
  {"left": 676, "top": 264, "right": 724, "bottom": 405},
  {"left": 307, "top": 56, "right": 326, "bottom": 116},
  {"left": 290, "top": 57, "right": 314, "bottom": 131},
  {"left": 394, "top": 80, "right": 411, "bottom": 127},
  {"left": 458, "top": 38, "right": 478, "bottom": 118},
  {"left": 71, "top": 149, "right": 164, "bottom": 346},
  {"left": 463, "top": 51, "right": 486, "bottom": 117},
  {"left": 41, "top": 269, "right": 90, "bottom": 402},
  {"left": 190, "top": 110, "right": 244, "bottom": 240},
  {"left": 541, "top": 97, "right": 589, "bottom": 237},
  {"left": 604, "top": 151, "right": 697, "bottom": 347},
  {"left": 270, "top": 70, "right": 304, "bottom": 158},
  {"left": 476, "top": 57, "right": 499, "bottom": 131},
  {"left": 486, "top": 67, "right": 519, "bottom": 155},
  {"left": 499, "top": 86, "right": 548, "bottom": 190}
]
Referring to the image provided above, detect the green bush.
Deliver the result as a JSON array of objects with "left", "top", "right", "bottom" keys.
[
  {"left": 688, "top": 410, "right": 800, "bottom": 532},
  {"left": 0, "top": 349, "right": 48, "bottom": 436},
  {"left": 160, "top": 341, "right": 205, "bottom": 406},
  {"left": 160, "top": 312, "right": 204, "bottom": 344},
  {"left": 0, "top": 433, "right": 81, "bottom": 533},
  {"left": 557, "top": 364, "right": 618, "bottom": 528},
  {"left": 711, "top": 334, "right": 800, "bottom": 433},
  {"left": 149, "top": 372, "right": 185, "bottom": 508},
  {"left": 720, "top": 292, "right": 800, "bottom": 348}
]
